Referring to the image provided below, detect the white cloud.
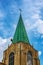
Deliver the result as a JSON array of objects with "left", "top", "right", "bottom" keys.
[
  {"left": 32, "top": 14, "right": 39, "bottom": 19},
  {"left": 34, "top": 0, "right": 43, "bottom": 8},
  {"left": 0, "top": 37, "right": 11, "bottom": 47},
  {"left": 38, "top": 51, "right": 42, "bottom": 56},
  {"left": 0, "top": 37, "right": 12, "bottom": 62},
  {"left": 36, "top": 20, "right": 43, "bottom": 34},
  {"left": 0, "top": 47, "right": 3, "bottom": 50},
  {"left": 22, "top": 0, "right": 43, "bottom": 35},
  {"left": 22, "top": 0, "right": 43, "bottom": 34},
  {"left": 13, "top": 24, "right": 16, "bottom": 29},
  {"left": 24, "top": 19, "right": 31, "bottom": 31},
  {"left": 0, "top": 37, "right": 7, "bottom": 45},
  {"left": 31, "top": 19, "right": 43, "bottom": 34},
  {"left": 25, "top": 18, "right": 43, "bottom": 34}
]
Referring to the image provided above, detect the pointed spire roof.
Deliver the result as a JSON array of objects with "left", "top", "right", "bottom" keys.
[{"left": 12, "top": 14, "right": 30, "bottom": 44}]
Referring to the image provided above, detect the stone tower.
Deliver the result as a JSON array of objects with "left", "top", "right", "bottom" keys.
[{"left": 0, "top": 14, "right": 40, "bottom": 65}]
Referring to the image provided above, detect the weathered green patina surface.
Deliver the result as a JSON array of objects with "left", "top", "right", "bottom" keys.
[{"left": 12, "top": 14, "right": 29, "bottom": 44}]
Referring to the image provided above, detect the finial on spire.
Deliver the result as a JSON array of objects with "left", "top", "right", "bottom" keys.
[{"left": 19, "top": 9, "right": 22, "bottom": 14}]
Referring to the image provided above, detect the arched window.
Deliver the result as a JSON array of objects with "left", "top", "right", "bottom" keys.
[
  {"left": 9, "top": 52, "right": 14, "bottom": 65},
  {"left": 27, "top": 51, "right": 33, "bottom": 65}
]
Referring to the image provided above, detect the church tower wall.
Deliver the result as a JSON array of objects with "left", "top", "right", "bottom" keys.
[{"left": 2, "top": 42, "right": 40, "bottom": 65}]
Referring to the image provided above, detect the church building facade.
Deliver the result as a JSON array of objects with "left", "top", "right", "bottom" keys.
[{"left": 0, "top": 14, "right": 40, "bottom": 65}]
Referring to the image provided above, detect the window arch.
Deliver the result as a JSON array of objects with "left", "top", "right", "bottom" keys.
[
  {"left": 9, "top": 52, "right": 14, "bottom": 65},
  {"left": 27, "top": 51, "right": 33, "bottom": 65}
]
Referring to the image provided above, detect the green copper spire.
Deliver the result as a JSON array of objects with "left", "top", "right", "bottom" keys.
[{"left": 12, "top": 14, "right": 29, "bottom": 44}]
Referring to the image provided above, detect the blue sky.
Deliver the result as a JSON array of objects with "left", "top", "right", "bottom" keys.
[{"left": 0, "top": 0, "right": 43, "bottom": 65}]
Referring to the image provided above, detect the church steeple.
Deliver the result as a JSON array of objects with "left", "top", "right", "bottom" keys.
[{"left": 12, "top": 13, "right": 30, "bottom": 44}]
